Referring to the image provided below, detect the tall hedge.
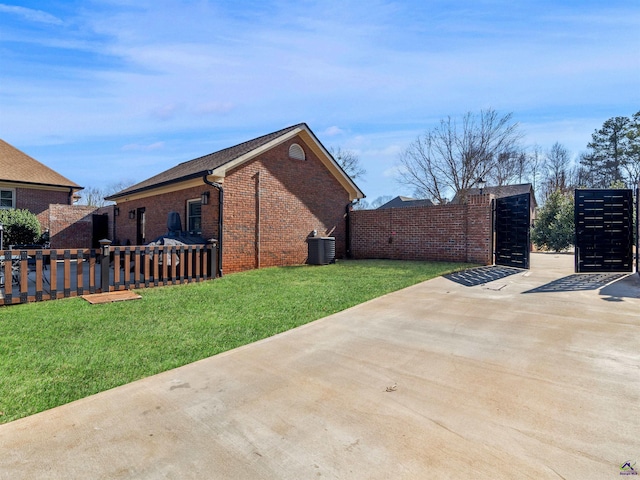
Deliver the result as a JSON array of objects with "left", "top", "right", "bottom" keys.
[{"left": 0, "top": 209, "right": 41, "bottom": 247}]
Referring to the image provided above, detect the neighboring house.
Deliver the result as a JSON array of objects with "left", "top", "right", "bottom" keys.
[
  {"left": 0, "top": 139, "right": 89, "bottom": 245},
  {"left": 106, "top": 123, "right": 365, "bottom": 274},
  {"left": 376, "top": 196, "right": 434, "bottom": 209}
]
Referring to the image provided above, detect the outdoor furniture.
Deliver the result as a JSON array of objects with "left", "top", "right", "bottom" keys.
[
  {"left": 0, "top": 254, "right": 21, "bottom": 287},
  {"left": 1, "top": 248, "right": 50, "bottom": 289}
]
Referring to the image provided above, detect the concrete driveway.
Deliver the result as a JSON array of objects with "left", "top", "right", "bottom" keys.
[{"left": 1, "top": 253, "right": 639, "bottom": 479}]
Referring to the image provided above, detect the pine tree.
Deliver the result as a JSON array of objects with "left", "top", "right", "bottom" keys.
[{"left": 581, "top": 116, "right": 630, "bottom": 187}]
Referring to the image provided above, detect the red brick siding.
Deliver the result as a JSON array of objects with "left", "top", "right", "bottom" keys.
[
  {"left": 223, "top": 139, "right": 349, "bottom": 272},
  {"left": 350, "top": 194, "right": 493, "bottom": 265},
  {"left": 15, "top": 187, "right": 70, "bottom": 232},
  {"left": 114, "top": 186, "right": 220, "bottom": 246},
  {"left": 48, "top": 204, "right": 103, "bottom": 248},
  {"left": 113, "top": 136, "right": 351, "bottom": 274}
]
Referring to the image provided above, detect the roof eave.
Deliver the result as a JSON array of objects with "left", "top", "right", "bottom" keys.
[
  {"left": 0, "top": 179, "right": 83, "bottom": 190},
  {"left": 105, "top": 170, "right": 213, "bottom": 201},
  {"left": 107, "top": 123, "right": 366, "bottom": 202}
]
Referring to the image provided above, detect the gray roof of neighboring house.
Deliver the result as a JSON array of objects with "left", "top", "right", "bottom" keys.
[
  {"left": 0, "top": 139, "right": 81, "bottom": 189},
  {"left": 377, "top": 196, "right": 434, "bottom": 209},
  {"left": 451, "top": 183, "right": 537, "bottom": 206},
  {"left": 107, "top": 123, "right": 363, "bottom": 201}
]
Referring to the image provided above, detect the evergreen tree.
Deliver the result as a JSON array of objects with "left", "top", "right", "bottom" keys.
[
  {"left": 531, "top": 190, "right": 574, "bottom": 252},
  {"left": 581, "top": 116, "right": 630, "bottom": 187}
]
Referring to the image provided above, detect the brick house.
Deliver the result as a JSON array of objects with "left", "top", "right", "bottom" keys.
[
  {"left": 106, "top": 124, "right": 365, "bottom": 274},
  {"left": 0, "top": 139, "right": 92, "bottom": 246}
]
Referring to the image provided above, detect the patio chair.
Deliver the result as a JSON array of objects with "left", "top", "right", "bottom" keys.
[{"left": 12, "top": 245, "right": 50, "bottom": 286}]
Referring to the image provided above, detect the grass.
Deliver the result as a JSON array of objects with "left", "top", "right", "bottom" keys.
[{"left": 0, "top": 259, "right": 473, "bottom": 424}]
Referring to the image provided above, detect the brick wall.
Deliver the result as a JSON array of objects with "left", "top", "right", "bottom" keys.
[
  {"left": 48, "top": 204, "right": 106, "bottom": 248},
  {"left": 223, "top": 138, "right": 350, "bottom": 272},
  {"left": 15, "top": 187, "right": 70, "bottom": 232},
  {"left": 350, "top": 194, "right": 493, "bottom": 265},
  {"left": 114, "top": 135, "right": 351, "bottom": 274},
  {"left": 114, "top": 185, "right": 220, "bottom": 246}
]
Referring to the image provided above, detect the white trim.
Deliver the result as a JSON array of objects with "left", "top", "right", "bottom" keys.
[
  {"left": 111, "top": 125, "right": 365, "bottom": 203},
  {"left": 0, "top": 187, "right": 16, "bottom": 209},
  {"left": 210, "top": 127, "right": 305, "bottom": 177},
  {"left": 209, "top": 125, "right": 365, "bottom": 200}
]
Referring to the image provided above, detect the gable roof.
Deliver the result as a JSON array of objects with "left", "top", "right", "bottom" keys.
[
  {"left": 377, "top": 196, "right": 434, "bottom": 209},
  {"left": 451, "top": 183, "right": 537, "bottom": 207},
  {"left": 0, "top": 139, "right": 81, "bottom": 189},
  {"left": 107, "top": 123, "right": 364, "bottom": 201}
]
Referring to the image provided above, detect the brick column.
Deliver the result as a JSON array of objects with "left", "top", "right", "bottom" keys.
[{"left": 465, "top": 194, "right": 493, "bottom": 265}]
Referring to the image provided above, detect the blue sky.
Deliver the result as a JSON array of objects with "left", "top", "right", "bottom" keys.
[{"left": 1, "top": 0, "right": 638, "bottom": 203}]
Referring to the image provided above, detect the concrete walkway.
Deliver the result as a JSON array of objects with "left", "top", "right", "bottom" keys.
[{"left": 1, "top": 253, "right": 639, "bottom": 479}]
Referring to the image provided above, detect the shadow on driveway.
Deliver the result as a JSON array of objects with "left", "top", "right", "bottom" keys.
[
  {"left": 444, "top": 265, "right": 523, "bottom": 287},
  {"left": 523, "top": 273, "right": 628, "bottom": 294}
]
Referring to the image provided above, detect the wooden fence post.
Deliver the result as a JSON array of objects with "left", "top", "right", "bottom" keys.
[{"left": 99, "top": 239, "right": 112, "bottom": 293}]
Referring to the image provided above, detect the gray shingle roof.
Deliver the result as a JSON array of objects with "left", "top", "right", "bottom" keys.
[
  {"left": 0, "top": 139, "right": 81, "bottom": 189},
  {"left": 108, "top": 124, "right": 305, "bottom": 199},
  {"left": 377, "top": 196, "right": 434, "bottom": 209}
]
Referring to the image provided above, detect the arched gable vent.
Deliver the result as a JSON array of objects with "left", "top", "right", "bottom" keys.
[{"left": 288, "top": 143, "right": 306, "bottom": 161}]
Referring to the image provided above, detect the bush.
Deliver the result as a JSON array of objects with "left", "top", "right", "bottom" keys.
[
  {"left": 0, "top": 209, "right": 41, "bottom": 247},
  {"left": 531, "top": 190, "right": 574, "bottom": 252}
]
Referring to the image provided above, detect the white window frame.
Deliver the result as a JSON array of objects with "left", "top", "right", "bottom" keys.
[
  {"left": 0, "top": 188, "right": 16, "bottom": 209},
  {"left": 186, "top": 198, "right": 202, "bottom": 234}
]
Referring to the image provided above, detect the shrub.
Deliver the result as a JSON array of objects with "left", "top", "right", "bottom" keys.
[
  {"left": 531, "top": 190, "right": 574, "bottom": 252},
  {"left": 0, "top": 209, "right": 41, "bottom": 247}
]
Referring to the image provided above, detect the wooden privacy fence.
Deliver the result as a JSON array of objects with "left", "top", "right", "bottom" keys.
[{"left": 0, "top": 243, "right": 218, "bottom": 306}]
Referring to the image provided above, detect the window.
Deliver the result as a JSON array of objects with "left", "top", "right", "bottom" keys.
[
  {"left": 0, "top": 188, "right": 15, "bottom": 209},
  {"left": 187, "top": 199, "right": 202, "bottom": 233},
  {"left": 289, "top": 143, "right": 305, "bottom": 161}
]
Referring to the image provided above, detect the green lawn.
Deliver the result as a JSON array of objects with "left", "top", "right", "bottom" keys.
[{"left": 0, "top": 259, "right": 473, "bottom": 424}]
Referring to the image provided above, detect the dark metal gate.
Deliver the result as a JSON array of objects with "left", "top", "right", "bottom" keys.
[
  {"left": 494, "top": 193, "right": 531, "bottom": 269},
  {"left": 574, "top": 189, "right": 633, "bottom": 272}
]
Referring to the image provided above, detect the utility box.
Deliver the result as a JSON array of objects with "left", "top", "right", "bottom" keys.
[{"left": 307, "top": 237, "right": 336, "bottom": 265}]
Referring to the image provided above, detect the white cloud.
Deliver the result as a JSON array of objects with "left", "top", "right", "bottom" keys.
[
  {"left": 0, "top": 4, "right": 63, "bottom": 25},
  {"left": 150, "top": 103, "right": 183, "bottom": 121},
  {"left": 1, "top": 0, "right": 638, "bottom": 200},
  {"left": 323, "top": 126, "right": 344, "bottom": 136},
  {"left": 383, "top": 165, "right": 405, "bottom": 178}
]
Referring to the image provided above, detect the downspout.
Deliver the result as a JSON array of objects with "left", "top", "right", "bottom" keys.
[
  {"left": 203, "top": 174, "right": 224, "bottom": 277},
  {"left": 345, "top": 202, "right": 353, "bottom": 259},
  {"left": 255, "top": 171, "right": 260, "bottom": 269}
]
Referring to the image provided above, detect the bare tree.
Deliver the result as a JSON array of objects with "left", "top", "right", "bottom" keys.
[
  {"left": 526, "top": 145, "right": 545, "bottom": 193},
  {"left": 351, "top": 199, "right": 371, "bottom": 210},
  {"left": 77, "top": 180, "right": 135, "bottom": 207},
  {"left": 329, "top": 147, "right": 366, "bottom": 180},
  {"left": 370, "top": 195, "right": 394, "bottom": 208},
  {"left": 490, "top": 149, "right": 525, "bottom": 186},
  {"left": 540, "top": 142, "right": 575, "bottom": 200},
  {"left": 397, "top": 109, "right": 522, "bottom": 203}
]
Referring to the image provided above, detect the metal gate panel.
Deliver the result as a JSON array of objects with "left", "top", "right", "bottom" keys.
[
  {"left": 494, "top": 193, "right": 531, "bottom": 269},
  {"left": 575, "top": 189, "right": 633, "bottom": 273}
]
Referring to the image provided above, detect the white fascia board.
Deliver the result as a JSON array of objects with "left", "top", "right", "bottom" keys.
[{"left": 209, "top": 125, "right": 365, "bottom": 201}]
